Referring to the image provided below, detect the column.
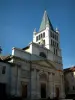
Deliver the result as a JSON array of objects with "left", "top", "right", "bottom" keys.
[
  {"left": 60, "top": 74, "right": 65, "bottom": 98},
  {"left": 48, "top": 72, "right": 54, "bottom": 98},
  {"left": 31, "top": 68, "right": 37, "bottom": 99},
  {"left": 47, "top": 72, "right": 50, "bottom": 97},
  {"left": 52, "top": 73, "right": 55, "bottom": 97},
  {"left": 10, "top": 65, "right": 17, "bottom": 96},
  {"left": 36, "top": 69, "right": 40, "bottom": 99},
  {"left": 16, "top": 66, "right": 21, "bottom": 97}
]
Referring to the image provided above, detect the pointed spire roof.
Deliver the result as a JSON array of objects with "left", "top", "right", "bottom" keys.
[{"left": 39, "top": 10, "right": 54, "bottom": 31}]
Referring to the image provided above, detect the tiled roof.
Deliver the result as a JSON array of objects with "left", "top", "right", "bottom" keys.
[
  {"left": 0, "top": 55, "right": 11, "bottom": 61},
  {"left": 64, "top": 66, "right": 75, "bottom": 73}
]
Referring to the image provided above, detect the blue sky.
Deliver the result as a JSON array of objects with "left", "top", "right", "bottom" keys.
[{"left": 0, "top": 0, "right": 75, "bottom": 68}]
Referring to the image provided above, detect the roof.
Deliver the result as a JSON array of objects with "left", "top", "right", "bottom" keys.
[
  {"left": 64, "top": 66, "right": 75, "bottom": 73},
  {"left": 0, "top": 55, "right": 11, "bottom": 61},
  {"left": 22, "top": 46, "right": 29, "bottom": 50},
  {"left": 39, "top": 10, "right": 54, "bottom": 32}
]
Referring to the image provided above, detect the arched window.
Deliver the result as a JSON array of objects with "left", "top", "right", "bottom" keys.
[{"left": 39, "top": 52, "right": 46, "bottom": 58}]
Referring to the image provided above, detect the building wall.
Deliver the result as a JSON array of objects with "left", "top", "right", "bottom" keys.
[
  {"left": 64, "top": 71, "right": 75, "bottom": 94},
  {"left": 9, "top": 57, "right": 31, "bottom": 98},
  {"left": 30, "top": 63, "right": 65, "bottom": 99},
  {"left": 9, "top": 50, "right": 65, "bottom": 99},
  {"left": 0, "top": 61, "right": 11, "bottom": 95},
  {"left": 33, "top": 26, "right": 61, "bottom": 58},
  {"left": 29, "top": 43, "right": 62, "bottom": 65}
]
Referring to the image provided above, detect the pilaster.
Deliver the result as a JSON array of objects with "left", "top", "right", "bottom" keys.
[
  {"left": 60, "top": 73, "right": 65, "bottom": 98},
  {"left": 31, "top": 68, "right": 37, "bottom": 99},
  {"left": 36, "top": 69, "right": 40, "bottom": 99},
  {"left": 48, "top": 72, "right": 55, "bottom": 98}
]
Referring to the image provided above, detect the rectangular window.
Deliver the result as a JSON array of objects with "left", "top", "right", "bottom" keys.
[
  {"left": 56, "top": 36, "right": 58, "bottom": 41},
  {"left": 36, "top": 36, "right": 38, "bottom": 41},
  {"left": 38, "top": 35, "right": 40, "bottom": 40},
  {"left": 51, "top": 32, "right": 52, "bottom": 37},
  {"left": 39, "top": 35, "right": 40, "bottom": 40},
  {"left": 43, "top": 32, "right": 45, "bottom": 38},
  {"left": 51, "top": 39, "right": 52, "bottom": 45},
  {"left": 53, "top": 33, "right": 54, "bottom": 38},
  {"left": 2, "top": 66, "right": 6, "bottom": 74},
  {"left": 42, "top": 40, "right": 45, "bottom": 46},
  {"left": 73, "top": 86, "right": 75, "bottom": 90},
  {"left": 56, "top": 49, "right": 57, "bottom": 55},
  {"left": 54, "top": 48, "right": 58, "bottom": 55},
  {"left": 41, "top": 34, "right": 42, "bottom": 38},
  {"left": 54, "top": 35, "right": 56, "bottom": 40},
  {"left": 55, "top": 42, "right": 56, "bottom": 47},
  {"left": 57, "top": 43, "right": 58, "bottom": 48},
  {"left": 54, "top": 48, "right": 55, "bottom": 54},
  {"left": 53, "top": 41, "right": 54, "bottom": 46},
  {"left": 54, "top": 41, "right": 55, "bottom": 46}
]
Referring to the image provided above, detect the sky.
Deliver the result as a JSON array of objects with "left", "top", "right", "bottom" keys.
[{"left": 0, "top": 0, "right": 75, "bottom": 68}]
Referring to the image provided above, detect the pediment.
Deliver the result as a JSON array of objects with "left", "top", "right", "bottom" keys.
[{"left": 32, "top": 60, "right": 56, "bottom": 70}]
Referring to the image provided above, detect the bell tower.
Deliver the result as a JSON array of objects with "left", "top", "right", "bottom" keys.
[{"left": 33, "top": 11, "right": 61, "bottom": 57}]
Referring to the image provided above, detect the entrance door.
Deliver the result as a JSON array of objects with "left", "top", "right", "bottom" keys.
[
  {"left": 56, "top": 87, "right": 59, "bottom": 98},
  {"left": 0, "top": 83, "right": 6, "bottom": 97},
  {"left": 41, "top": 83, "right": 46, "bottom": 98},
  {"left": 22, "top": 84, "right": 27, "bottom": 98}
]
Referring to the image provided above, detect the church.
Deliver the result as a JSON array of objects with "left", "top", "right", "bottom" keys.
[{"left": 0, "top": 11, "right": 65, "bottom": 99}]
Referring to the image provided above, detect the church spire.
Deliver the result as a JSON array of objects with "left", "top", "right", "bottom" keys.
[{"left": 39, "top": 10, "right": 54, "bottom": 31}]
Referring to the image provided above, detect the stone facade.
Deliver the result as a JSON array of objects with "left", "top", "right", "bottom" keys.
[
  {"left": 64, "top": 66, "right": 75, "bottom": 95},
  {"left": 0, "top": 60, "right": 11, "bottom": 96},
  {"left": 0, "top": 11, "right": 65, "bottom": 99}
]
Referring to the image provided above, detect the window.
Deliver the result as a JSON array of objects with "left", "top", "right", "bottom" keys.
[
  {"left": 53, "top": 41, "right": 54, "bottom": 46},
  {"left": 41, "top": 34, "right": 42, "bottom": 38},
  {"left": 39, "top": 52, "right": 46, "bottom": 58},
  {"left": 53, "top": 33, "right": 54, "bottom": 38},
  {"left": 73, "top": 86, "right": 75, "bottom": 90},
  {"left": 39, "top": 35, "right": 40, "bottom": 40},
  {"left": 57, "top": 36, "right": 58, "bottom": 41},
  {"left": 51, "top": 32, "right": 52, "bottom": 37},
  {"left": 43, "top": 32, "right": 45, "bottom": 38},
  {"left": 55, "top": 42, "right": 56, "bottom": 47},
  {"left": 51, "top": 39, "right": 52, "bottom": 45},
  {"left": 2, "top": 66, "right": 6, "bottom": 74},
  {"left": 36, "top": 36, "right": 38, "bottom": 41},
  {"left": 54, "top": 41, "right": 55, "bottom": 46},
  {"left": 56, "top": 35, "right": 58, "bottom": 41},
  {"left": 55, "top": 34, "right": 56, "bottom": 40},
  {"left": 43, "top": 40, "right": 45, "bottom": 45},
  {"left": 56, "top": 49, "right": 57, "bottom": 55},
  {"left": 54, "top": 48, "right": 58, "bottom": 55},
  {"left": 57, "top": 43, "right": 58, "bottom": 48},
  {"left": 54, "top": 48, "right": 55, "bottom": 54}
]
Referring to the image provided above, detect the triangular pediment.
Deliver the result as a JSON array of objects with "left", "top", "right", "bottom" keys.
[{"left": 32, "top": 60, "right": 56, "bottom": 70}]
